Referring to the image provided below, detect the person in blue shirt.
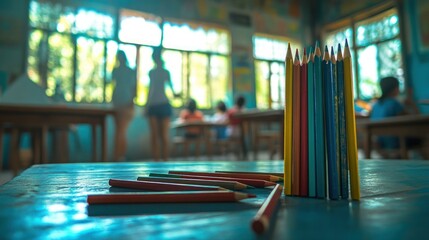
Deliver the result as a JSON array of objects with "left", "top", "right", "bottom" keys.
[{"left": 370, "top": 76, "right": 420, "bottom": 150}]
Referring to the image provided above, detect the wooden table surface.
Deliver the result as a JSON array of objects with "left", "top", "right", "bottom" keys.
[
  {"left": 1, "top": 160, "right": 428, "bottom": 239},
  {"left": 0, "top": 103, "right": 114, "bottom": 167}
]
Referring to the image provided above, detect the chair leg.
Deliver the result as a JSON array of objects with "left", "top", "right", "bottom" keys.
[{"left": 10, "top": 128, "right": 20, "bottom": 175}]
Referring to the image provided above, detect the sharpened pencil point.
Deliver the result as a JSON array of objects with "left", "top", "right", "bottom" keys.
[{"left": 345, "top": 38, "right": 349, "bottom": 48}]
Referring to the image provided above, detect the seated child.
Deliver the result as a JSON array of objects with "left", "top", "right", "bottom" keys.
[
  {"left": 179, "top": 98, "right": 204, "bottom": 138},
  {"left": 370, "top": 76, "right": 420, "bottom": 150},
  {"left": 211, "top": 100, "right": 228, "bottom": 140},
  {"left": 227, "top": 95, "right": 245, "bottom": 138}
]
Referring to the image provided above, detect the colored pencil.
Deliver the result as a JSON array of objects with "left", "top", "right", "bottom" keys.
[
  {"left": 336, "top": 44, "right": 349, "bottom": 199},
  {"left": 251, "top": 184, "right": 283, "bottom": 234},
  {"left": 109, "top": 179, "right": 226, "bottom": 192},
  {"left": 215, "top": 171, "right": 284, "bottom": 178},
  {"left": 284, "top": 43, "right": 293, "bottom": 196},
  {"left": 136, "top": 176, "right": 249, "bottom": 190},
  {"left": 344, "top": 39, "right": 360, "bottom": 200},
  {"left": 149, "top": 173, "right": 276, "bottom": 188},
  {"left": 292, "top": 49, "right": 301, "bottom": 196},
  {"left": 323, "top": 46, "right": 339, "bottom": 200},
  {"left": 307, "top": 48, "right": 316, "bottom": 198},
  {"left": 314, "top": 42, "right": 326, "bottom": 199},
  {"left": 87, "top": 191, "right": 257, "bottom": 204},
  {"left": 168, "top": 171, "right": 282, "bottom": 182},
  {"left": 300, "top": 49, "right": 309, "bottom": 197}
]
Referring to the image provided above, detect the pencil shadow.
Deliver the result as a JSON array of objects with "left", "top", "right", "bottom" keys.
[{"left": 87, "top": 202, "right": 256, "bottom": 217}]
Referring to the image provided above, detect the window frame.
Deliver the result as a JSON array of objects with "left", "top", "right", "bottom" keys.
[{"left": 322, "top": 2, "right": 408, "bottom": 100}]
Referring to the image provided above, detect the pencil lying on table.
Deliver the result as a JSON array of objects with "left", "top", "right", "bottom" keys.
[
  {"left": 215, "top": 171, "right": 284, "bottom": 178},
  {"left": 136, "top": 176, "right": 250, "bottom": 190},
  {"left": 109, "top": 179, "right": 226, "bottom": 191},
  {"left": 169, "top": 171, "right": 283, "bottom": 182},
  {"left": 149, "top": 173, "right": 276, "bottom": 188},
  {"left": 87, "top": 191, "right": 256, "bottom": 204},
  {"left": 251, "top": 184, "right": 283, "bottom": 234}
]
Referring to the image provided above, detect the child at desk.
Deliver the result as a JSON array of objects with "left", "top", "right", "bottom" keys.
[
  {"left": 370, "top": 76, "right": 420, "bottom": 151},
  {"left": 211, "top": 100, "right": 228, "bottom": 140},
  {"left": 179, "top": 98, "right": 204, "bottom": 139},
  {"left": 227, "top": 95, "right": 246, "bottom": 138}
]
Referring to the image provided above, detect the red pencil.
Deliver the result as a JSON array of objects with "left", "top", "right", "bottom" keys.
[
  {"left": 292, "top": 49, "right": 301, "bottom": 196},
  {"left": 149, "top": 173, "right": 276, "bottom": 188},
  {"left": 87, "top": 191, "right": 256, "bottom": 204},
  {"left": 109, "top": 179, "right": 226, "bottom": 191},
  {"left": 169, "top": 171, "right": 282, "bottom": 182},
  {"left": 251, "top": 184, "right": 283, "bottom": 234},
  {"left": 215, "top": 171, "right": 284, "bottom": 178}
]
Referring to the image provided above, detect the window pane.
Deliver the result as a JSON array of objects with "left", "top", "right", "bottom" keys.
[
  {"left": 105, "top": 41, "right": 118, "bottom": 103},
  {"left": 75, "top": 37, "right": 105, "bottom": 103},
  {"left": 210, "top": 55, "right": 229, "bottom": 107},
  {"left": 271, "top": 62, "right": 285, "bottom": 109},
  {"left": 27, "top": 30, "right": 46, "bottom": 85},
  {"left": 119, "top": 9, "right": 162, "bottom": 46},
  {"left": 325, "top": 27, "right": 353, "bottom": 48},
  {"left": 357, "top": 45, "right": 379, "bottom": 99},
  {"left": 29, "top": 0, "right": 75, "bottom": 32},
  {"left": 74, "top": 8, "right": 114, "bottom": 38},
  {"left": 47, "top": 33, "right": 74, "bottom": 101},
  {"left": 135, "top": 46, "right": 154, "bottom": 106},
  {"left": 356, "top": 9, "right": 399, "bottom": 47},
  {"left": 255, "top": 60, "right": 269, "bottom": 109},
  {"left": 253, "top": 34, "right": 301, "bottom": 61},
  {"left": 163, "top": 21, "right": 230, "bottom": 54},
  {"left": 378, "top": 39, "right": 404, "bottom": 92},
  {"left": 162, "top": 50, "right": 183, "bottom": 108},
  {"left": 189, "top": 53, "right": 209, "bottom": 108}
]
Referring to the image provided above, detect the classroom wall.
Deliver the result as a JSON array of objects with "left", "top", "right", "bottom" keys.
[
  {"left": 0, "top": 0, "right": 304, "bottom": 163},
  {"left": 319, "top": 0, "right": 429, "bottom": 114}
]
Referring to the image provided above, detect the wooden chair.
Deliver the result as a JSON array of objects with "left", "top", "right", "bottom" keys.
[{"left": 251, "top": 122, "right": 280, "bottom": 160}]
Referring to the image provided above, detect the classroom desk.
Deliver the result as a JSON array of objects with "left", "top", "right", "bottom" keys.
[
  {"left": 171, "top": 121, "right": 227, "bottom": 157},
  {"left": 356, "top": 114, "right": 429, "bottom": 159},
  {"left": 0, "top": 104, "right": 114, "bottom": 168},
  {"left": 0, "top": 160, "right": 428, "bottom": 239},
  {"left": 233, "top": 109, "right": 284, "bottom": 159}
]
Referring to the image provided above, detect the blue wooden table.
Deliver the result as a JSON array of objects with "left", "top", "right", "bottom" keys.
[{"left": 0, "top": 160, "right": 428, "bottom": 239}]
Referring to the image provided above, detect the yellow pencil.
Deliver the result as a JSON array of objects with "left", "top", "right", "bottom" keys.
[
  {"left": 343, "top": 39, "right": 360, "bottom": 200},
  {"left": 284, "top": 43, "right": 293, "bottom": 195}
]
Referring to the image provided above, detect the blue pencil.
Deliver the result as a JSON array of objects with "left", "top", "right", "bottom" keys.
[
  {"left": 307, "top": 47, "right": 316, "bottom": 198},
  {"left": 323, "top": 46, "right": 339, "bottom": 200},
  {"left": 314, "top": 42, "right": 326, "bottom": 199},
  {"left": 337, "top": 44, "right": 349, "bottom": 199}
]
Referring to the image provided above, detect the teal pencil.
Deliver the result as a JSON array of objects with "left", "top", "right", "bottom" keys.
[{"left": 307, "top": 47, "right": 316, "bottom": 198}]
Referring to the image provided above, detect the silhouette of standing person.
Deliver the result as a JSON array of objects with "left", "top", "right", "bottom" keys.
[
  {"left": 111, "top": 50, "right": 136, "bottom": 161},
  {"left": 146, "top": 48, "right": 178, "bottom": 161}
]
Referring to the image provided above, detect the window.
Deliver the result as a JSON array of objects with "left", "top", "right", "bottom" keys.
[
  {"left": 27, "top": 0, "right": 116, "bottom": 103},
  {"left": 253, "top": 34, "right": 301, "bottom": 109},
  {"left": 324, "top": 8, "right": 403, "bottom": 100}
]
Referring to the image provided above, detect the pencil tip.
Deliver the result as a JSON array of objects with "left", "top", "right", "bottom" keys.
[
  {"left": 247, "top": 185, "right": 256, "bottom": 189},
  {"left": 345, "top": 38, "right": 349, "bottom": 47},
  {"left": 324, "top": 45, "right": 329, "bottom": 52},
  {"left": 248, "top": 194, "right": 257, "bottom": 198}
]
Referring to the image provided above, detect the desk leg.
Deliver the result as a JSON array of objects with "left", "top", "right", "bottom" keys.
[
  {"left": 92, "top": 124, "right": 97, "bottom": 162},
  {"left": 41, "top": 126, "right": 48, "bottom": 164},
  {"left": 240, "top": 122, "right": 247, "bottom": 160},
  {"left": 101, "top": 119, "right": 107, "bottom": 162},
  {"left": 205, "top": 127, "right": 211, "bottom": 159},
  {"left": 0, "top": 126, "right": 3, "bottom": 171},
  {"left": 399, "top": 137, "right": 407, "bottom": 159},
  {"left": 10, "top": 128, "right": 19, "bottom": 175},
  {"left": 280, "top": 120, "right": 284, "bottom": 159},
  {"left": 364, "top": 129, "right": 371, "bottom": 159}
]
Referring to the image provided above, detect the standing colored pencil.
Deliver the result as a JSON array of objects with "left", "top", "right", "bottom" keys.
[
  {"left": 136, "top": 176, "right": 250, "bottom": 190},
  {"left": 149, "top": 173, "right": 276, "bottom": 188},
  {"left": 336, "top": 44, "right": 349, "bottom": 199},
  {"left": 87, "top": 191, "right": 257, "bottom": 204},
  {"left": 109, "top": 179, "right": 226, "bottom": 191},
  {"left": 292, "top": 49, "right": 301, "bottom": 196},
  {"left": 314, "top": 42, "right": 326, "bottom": 199},
  {"left": 284, "top": 43, "right": 293, "bottom": 196},
  {"left": 323, "top": 46, "right": 339, "bottom": 200},
  {"left": 168, "top": 171, "right": 282, "bottom": 182},
  {"left": 344, "top": 39, "right": 360, "bottom": 200},
  {"left": 307, "top": 48, "right": 316, "bottom": 198},
  {"left": 251, "top": 184, "right": 283, "bottom": 234},
  {"left": 215, "top": 171, "right": 284, "bottom": 178},
  {"left": 331, "top": 46, "right": 341, "bottom": 200},
  {"left": 300, "top": 49, "right": 309, "bottom": 197}
]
